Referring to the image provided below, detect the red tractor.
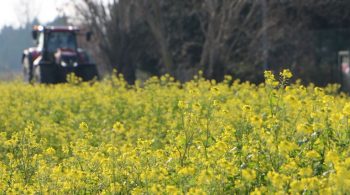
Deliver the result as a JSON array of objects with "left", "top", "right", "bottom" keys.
[{"left": 22, "top": 25, "right": 98, "bottom": 83}]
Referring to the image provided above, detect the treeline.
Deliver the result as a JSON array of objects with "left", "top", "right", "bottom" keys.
[
  {"left": 79, "top": 0, "right": 350, "bottom": 84},
  {"left": 0, "top": 25, "right": 32, "bottom": 72},
  {"left": 0, "top": 17, "right": 68, "bottom": 74}
]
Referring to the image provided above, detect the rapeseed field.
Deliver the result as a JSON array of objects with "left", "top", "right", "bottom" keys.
[{"left": 0, "top": 70, "right": 349, "bottom": 194}]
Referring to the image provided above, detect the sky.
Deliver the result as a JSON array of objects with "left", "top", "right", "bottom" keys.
[
  {"left": 0, "top": 0, "right": 113, "bottom": 31},
  {"left": 0, "top": 0, "right": 73, "bottom": 29}
]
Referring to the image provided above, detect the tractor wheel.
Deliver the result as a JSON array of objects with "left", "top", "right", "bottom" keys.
[
  {"left": 23, "top": 56, "right": 33, "bottom": 83},
  {"left": 33, "top": 65, "right": 56, "bottom": 84},
  {"left": 77, "top": 65, "right": 99, "bottom": 81}
]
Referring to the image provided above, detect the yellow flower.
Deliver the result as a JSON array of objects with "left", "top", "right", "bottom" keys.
[
  {"left": 343, "top": 103, "right": 350, "bottom": 115},
  {"left": 79, "top": 122, "right": 88, "bottom": 130},
  {"left": 251, "top": 187, "right": 267, "bottom": 195},
  {"left": 62, "top": 145, "right": 70, "bottom": 155},
  {"left": 325, "top": 150, "right": 339, "bottom": 165},
  {"left": 242, "top": 105, "right": 252, "bottom": 112},
  {"left": 113, "top": 121, "right": 125, "bottom": 132},
  {"left": 280, "top": 69, "right": 293, "bottom": 79},
  {"left": 150, "top": 184, "right": 162, "bottom": 194},
  {"left": 178, "top": 166, "right": 196, "bottom": 176},
  {"left": 178, "top": 100, "right": 187, "bottom": 109},
  {"left": 242, "top": 169, "right": 257, "bottom": 181},
  {"left": 131, "top": 187, "right": 144, "bottom": 195},
  {"left": 188, "top": 188, "right": 206, "bottom": 195},
  {"left": 279, "top": 140, "right": 298, "bottom": 155},
  {"left": 197, "top": 170, "right": 214, "bottom": 185},
  {"left": 314, "top": 87, "right": 324, "bottom": 95},
  {"left": 165, "top": 185, "right": 180, "bottom": 194},
  {"left": 289, "top": 180, "right": 303, "bottom": 193},
  {"left": 305, "top": 150, "right": 320, "bottom": 159},
  {"left": 298, "top": 167, "right": 313, "bottom": 177},
  {"left": 45, "top": 147, "right": 56, "bottom": 156},
  {"left": 264, "top": 70, "right": 279, "bottom": 87},
  {"left": 267, "top": 171, "right": 290, "bottom": 190},
  {"left": 296, "top": 123, "right": 313, "bottom": 135},
  {"left": 193, "top": 102, "right": 201, "bottom": 111},
  {"left": 281, "top": 161, "right": 298, "bottom": 173},
  {"left": 109, "top": 182, "right": 122, "bottom": 192}
]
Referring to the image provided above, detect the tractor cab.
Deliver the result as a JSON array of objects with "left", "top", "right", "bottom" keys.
[{"left": 31, "top": 26, "right": 88, "bottom": 52}]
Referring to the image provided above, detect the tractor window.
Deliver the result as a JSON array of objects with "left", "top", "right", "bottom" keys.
[
  {"left": 37, "top": 32, "right": 44, "bottom": 49},
  {"left": 47, "top": 32, "right": 77, "bottom": 52},
  {"left": 342, "top": 55, "right": 349, "bottom": 64}
]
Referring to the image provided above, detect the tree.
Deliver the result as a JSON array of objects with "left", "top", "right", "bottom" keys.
[
  {"left": 15, "top": 0, "right": 40, "bottom": 27},
  {"left": 74, "top": 0, "right": 350, "bottom": 85}
]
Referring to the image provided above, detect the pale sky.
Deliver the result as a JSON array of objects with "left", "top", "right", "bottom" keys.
[
  {"left": 0, "top": 0, "right": 110, "bottom": 29},
  {"left": 0, "top": 0, "right": 74, "bottom": 29}
]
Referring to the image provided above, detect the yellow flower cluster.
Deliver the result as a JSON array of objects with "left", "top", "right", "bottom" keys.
[{"left": 0, "top": 71, "right": 349, "bottom": 194}]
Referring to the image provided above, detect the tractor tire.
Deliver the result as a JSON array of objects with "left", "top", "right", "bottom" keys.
[
  {"left": 56, "top": 66, "right": 70, "bottom": 83},
  {"left": 76, "top": 65, "right": 99, "bottom": 81},
  {"left": 23, "top": 56, "right": 33, "bottom": 83},
  {"left": 33, "top": 65, "right": 57, "bottom": 84}
]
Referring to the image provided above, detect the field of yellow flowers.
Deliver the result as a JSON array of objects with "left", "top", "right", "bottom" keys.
[{"left": 0, "top": 71, "right": 349, "bottom": 194}]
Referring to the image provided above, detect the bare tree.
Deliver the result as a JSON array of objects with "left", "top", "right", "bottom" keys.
[
  {"left": 15, "top": 0, "right": 40, "bottom": 26},
  {"left": 73, "top": 0, "right": 350, "bottom": 85},
  {"left": 74, "top": 0, "right": 143, "bottom": 83},
  {"left": 136, "top": 0, "right": 174, "bottom": 74},
  {"left": 198, "top": 1, "right": 263, "bottom": 80}
]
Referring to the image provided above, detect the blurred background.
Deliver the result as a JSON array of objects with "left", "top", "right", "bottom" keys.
[{"left": 1, "top": 0, "right": 350, "bottom": 86}]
